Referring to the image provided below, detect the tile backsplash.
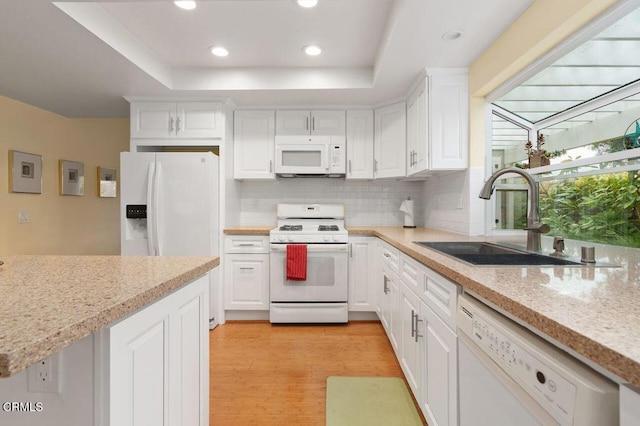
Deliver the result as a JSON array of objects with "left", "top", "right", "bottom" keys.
[{"left": 238, "top": 179, "right": 424, "bottom": 226}]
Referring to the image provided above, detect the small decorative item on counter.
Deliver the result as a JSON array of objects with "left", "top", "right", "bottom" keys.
[{"left": 525, "top": 134, "right": 550, "bottom": 168}]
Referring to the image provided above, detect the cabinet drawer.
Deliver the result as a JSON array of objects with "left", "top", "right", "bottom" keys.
[
  {"left": 224, "top": 236, "right": 270, "bottom": 253},
  {"left": 400, "top": 253, "right": 422, "bottom": 293},
  {"left": 423, "top": 268, "right": 460, "bottom": 330},
  {"left": 380, "top": 241, "right": 400, "bottom": 274}
]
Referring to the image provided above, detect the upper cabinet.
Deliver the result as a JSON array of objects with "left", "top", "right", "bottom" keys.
[
  {"left": 374, "top": 102, "right": 407, "bottom": 179},
  {"left": 346, "top": 110, "right": 374, "bottom": 179},
  {"left": 407, "top": 69, "right": 469, "bottom": 176},
  {"left": 234, "top": 110, "right": 276, "bottom": 180},
  {"left": 130, "top": 101, "right": 223, "bottom": 143},
  {"left": 276, "top": 110, "right": 345, "bottom": 135}
]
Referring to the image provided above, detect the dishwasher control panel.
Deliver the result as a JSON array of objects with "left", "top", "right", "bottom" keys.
[{"left": 458, "top": 294, "right": 619, "bottom": 426}]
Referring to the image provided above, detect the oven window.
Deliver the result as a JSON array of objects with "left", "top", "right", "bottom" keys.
[
  {"left": 282, "top": 150, "right": 322, "bottom": 167},
  {"left": 286, "top": 257, "right": 335, "bottom": 285}
]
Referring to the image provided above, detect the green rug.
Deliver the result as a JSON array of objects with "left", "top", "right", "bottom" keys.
[{"left": 326, "top": 376, "right": 423, "bottom": 426}]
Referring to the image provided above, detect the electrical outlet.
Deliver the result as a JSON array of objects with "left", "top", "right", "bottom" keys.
[
  {"left": 27, "top": 353, "right": 60, "bottom": 393},
  {"left": 252, "top": 199, "right": 260, "bottom": 210},
  {"left": 18, "top": 210, "right": 30, "bottom": 223}
]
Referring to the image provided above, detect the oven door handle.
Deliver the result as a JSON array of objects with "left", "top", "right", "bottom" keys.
[{"left": 270, "top": 244, "right": 348, "bottom": 253}]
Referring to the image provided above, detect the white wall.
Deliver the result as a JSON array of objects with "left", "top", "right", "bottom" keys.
[
  {"left": 236, "top": 179, "right": 423, "bottom": 227},
  {"left": 420, "top": 168, "right": 485, "bottom": 235}
]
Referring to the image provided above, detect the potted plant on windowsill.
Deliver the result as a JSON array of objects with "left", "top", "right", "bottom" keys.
[{"left": 526, "top": 134, "right": 551, "bottom": 168}]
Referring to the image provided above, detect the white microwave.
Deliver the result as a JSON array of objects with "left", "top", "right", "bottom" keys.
[{"left": 274, "top": 135, "right": 346, "bottom": 177}]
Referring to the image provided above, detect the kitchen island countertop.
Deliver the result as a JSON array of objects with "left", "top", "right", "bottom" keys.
[{"left": 0, "top": 255, "right": 218, "bottom": 377}]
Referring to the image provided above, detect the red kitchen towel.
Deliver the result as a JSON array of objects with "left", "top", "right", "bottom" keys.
[{"left": 286, "top": 244, "right": 307, "bottom": 281}]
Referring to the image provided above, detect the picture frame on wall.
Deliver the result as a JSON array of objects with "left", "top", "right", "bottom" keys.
[
  {"left": 9, "top": 150, "right": 43, "bottom": 194},
  {"left": 97, "top": 166, "right": 117, "bottom": 198},
  {"left": 59, "top": 160, "right": 84, "bottom": 196}
]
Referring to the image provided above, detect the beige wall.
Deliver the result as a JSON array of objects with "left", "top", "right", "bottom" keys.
[
  {"left": 467, "top": 0, "right": 616, "bottom": 167},
  {"left": 0, "top": 95, "right": 129, "bottom": 255}
]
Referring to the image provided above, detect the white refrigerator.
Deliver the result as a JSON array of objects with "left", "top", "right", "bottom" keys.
[{"left": 120, "top": 151, "right": 220, "bottom": 328}]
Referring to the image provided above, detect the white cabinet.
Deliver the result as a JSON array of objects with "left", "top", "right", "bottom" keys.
[
  {"left": 377, "top": 240, "right": 402, "bottom": 354},
  {"left": 276, "top": 110, "right": 345, "bottom": 135},
  {"left": 374, "top": 102, "right": 406, "bottom": 178},
  {"left": 621, "top": 384, "right": 640, "bottom": 426},
  {"left": 406, "top": 69, "right": 469, "bottom": 176},
  {"left": 234, "top": 110, "right": 275, "bottom": 180},
  {"left": 130, "top": 101, "right": 223, "bottom": 141},
  {"left": 346, "top": 110, "right": 374, "bottom": 179},
  {"left": 421, "top": 301, "right": 458, "bottom": 426},
  {"left": 348, "top": 236, "right": 376, "bottom": 311},
  {"left": 107, "top": 275, "right": 209, "bottom": 426},
  {"left": 224, "top": 236, "right": 270, "bottom": 311},
  {"left": 399, "top": 281, "right": 422, "bottom": 397}
]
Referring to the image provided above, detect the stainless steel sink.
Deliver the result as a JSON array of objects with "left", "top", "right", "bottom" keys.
[{"left": 414, "top": 242, "right": 583, "bottom": 266}]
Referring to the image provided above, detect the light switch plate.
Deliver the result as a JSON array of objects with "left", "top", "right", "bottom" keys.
[{"left": 18, "top": 210, "right": 30, "bottom": 223}]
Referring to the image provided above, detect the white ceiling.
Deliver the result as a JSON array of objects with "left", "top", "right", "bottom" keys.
[{"left": 0, "top": 0, "right": 534, "bottom": 118}]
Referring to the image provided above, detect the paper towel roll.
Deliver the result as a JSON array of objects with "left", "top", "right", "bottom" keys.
[{"left": 399, "top": 199, "right": 416, "bottom": 228}]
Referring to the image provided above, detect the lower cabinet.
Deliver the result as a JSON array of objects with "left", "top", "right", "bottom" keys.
[
  {"left": 421, "top": 299, "right": 458, "bottom": 426},
  {"left": 377, "top": 242, "right": 460, "bottom": 426},
  {"left": 104, "top": 274, "right": 209, "bottom": 426},
  {"left": 224, "top": 235, "right": 270, "bottom": 311},
  {"left": 348, "top": 236, "right": 376, "bottom": 311},
  {"left": 224, "top": 254, "right": 270, "bottom": 310}
]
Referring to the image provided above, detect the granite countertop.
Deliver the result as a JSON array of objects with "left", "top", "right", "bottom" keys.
[
  {"left": 224, "top": 227, "right": 272, "bottom": 235},
  {"left": 0, "top": 255, "right": 218, "bottom": 377},
  {"left": 349, "top": 226, "right": 640, "bottom": 387}
]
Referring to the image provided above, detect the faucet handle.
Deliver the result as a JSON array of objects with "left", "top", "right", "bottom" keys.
[
  {"left": 525, "top": 223, "right": 550, "bottom": 234},
  {"left": 550, "top": 236, "right": 567, "bottom": 257}
]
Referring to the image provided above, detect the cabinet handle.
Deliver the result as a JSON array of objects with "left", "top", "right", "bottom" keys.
[
  {"left": 383, "top": 252, "right": 390, "bottom": 258},
  {"left": 383, "top": 276, "right": 389, "bottom": 294},
  {"left": 374, "top": 159, "right": 378, "bottom": 173},
  {"left": 348, "top": 160, "right": 352, "bottom": 174},
  {"left": 312, "top": 116, "right": 315, "bottom": 131},
  {"left": 306, "top": 116, "right": 309, "bottom": 131},
  {"left": 411, "top": 310, "right": 416, "bottom": 337},
  {"left": 176, "top": 116, "right": 181, "bottom": 133},
  {"left": 270, "top": 160, "right": 273, "bottom": 173},
  {"left": 415, "top": 316, "right": 423, "bottom": 342},
  {"left": 169, "top": 117, "right": 174, "bottom": 132},
  {"left": 349, "top": 243, "right": 352, "bottom": 258},
  {"left": 237, "top": 243, "right": 257, "bottom": 247},
  {"left": 239, "top": 267, "right": 255, "bottom": 271}
]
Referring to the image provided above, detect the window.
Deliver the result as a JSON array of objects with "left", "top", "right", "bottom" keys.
[{"left": 487, "top": 1, "right": 640, "bottom": 248}]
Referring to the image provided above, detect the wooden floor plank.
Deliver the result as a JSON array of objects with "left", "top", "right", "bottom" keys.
[{"left": 209, "top": 321, "right": 426, "bottom": 425}]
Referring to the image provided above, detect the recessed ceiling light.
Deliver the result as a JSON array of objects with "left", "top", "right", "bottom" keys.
[
  {"left": 442, "top": 31, "right": 462, "bottom": 41},
  {"left": 297, "top": 0, "right": 318, "bottom": 8},
  {"left": 210, "top": 46, "right": 229, "bottom": 57},
  {"left": 303, "top": 45, "right": 322, "bottom": 56},
  {"left": 174, "top": 1, "right": 196, "bottom": 10}
]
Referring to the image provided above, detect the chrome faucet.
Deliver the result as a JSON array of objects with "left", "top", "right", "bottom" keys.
[{"left": 479, "top": 167, "right": 550, "bottom": 252}]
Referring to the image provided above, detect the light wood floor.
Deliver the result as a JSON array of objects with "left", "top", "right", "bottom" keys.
[{"left": 209, "top": 321, "right": 426, "bottom": 425}]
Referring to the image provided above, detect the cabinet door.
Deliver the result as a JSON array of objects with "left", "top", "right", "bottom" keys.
[
  {"left": 131, "top": 102, "right": 176, "bottom": 138},
  {"left": 276, "top": 110, "right": 311, "bottom": 135},
  {"left": 399, "top": 283, "right": 422, "bottom": 398},
  {"left": 177, "top": 102, "right": 223, "bottom": 139},
  {"left": 346, "top": 110, "right": 374, "bottom": 179},
  {"left": 406, "top": 93, "right": 418, "bottom": 175},
  {"left": 311, "top": 110, "right": 346, "bottom": 135},
  {"left": 374, "top": 102, "right": 406, "bottom": 178},
  {"left": 388, "top": 270, "right": 401, "bottom": 355},
  {"left": 109, "top": 275, "right": 208, "bottom": 426},
  {"left": 421, "top": 301, "right": 458, "bottom": 426},
  {"left": 234, "top": 111, "right": 276, "bottom": 179},
  {"left": 429, "top": 72, "right": 468, "bottom": 170},
  {"left": 413, "top": 85, "right": 428, "bottom": 173},
  {"left": 224, "top": 254, "right": 270, "bottom": 310},
  {"left": 348, "top": 237, "right": 375, "bottom": 311}
]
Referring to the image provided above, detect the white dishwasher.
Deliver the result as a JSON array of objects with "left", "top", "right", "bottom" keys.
[{"left": 457, "top": 294, "right": 619, "bottom": 426}]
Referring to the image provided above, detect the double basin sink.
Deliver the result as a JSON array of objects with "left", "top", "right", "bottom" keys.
[{"left": 415, "top": 241, "right": 583, "bottom": 266}]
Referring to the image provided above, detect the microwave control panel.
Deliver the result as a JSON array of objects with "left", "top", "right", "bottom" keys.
[{"left": 330, "top": 144, "right": 345, "bottom": 172}]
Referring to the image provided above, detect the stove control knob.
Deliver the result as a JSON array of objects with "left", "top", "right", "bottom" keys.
[
  {"left": 323, "top": 236, "right": 330, "bottom": 242},
  {"left": 278, "top": 236, "right": 285, "bottom": 242},
  {"left": 287, "top": 236, "right": 294, "bottom": 242}
]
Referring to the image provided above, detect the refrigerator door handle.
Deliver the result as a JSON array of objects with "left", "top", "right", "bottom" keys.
[
  {"left": 154, "top": 161, "right": 162, "bottom": 256},
  {"left": 146, "top": 162, "right": 156, "bottom": 256}
]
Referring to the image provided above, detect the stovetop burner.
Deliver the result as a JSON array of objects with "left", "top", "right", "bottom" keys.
[
  {"left": 318, "top": 225, "right": 340, "bottom": 232},
  {"left": 279, "top": 225, "right": 303, "bottom": 231}
]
